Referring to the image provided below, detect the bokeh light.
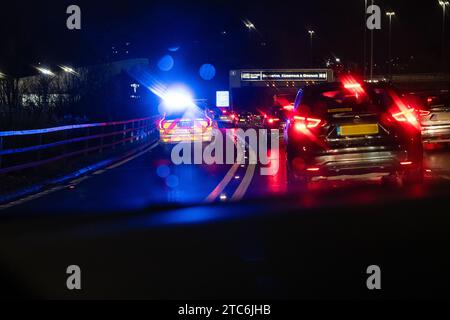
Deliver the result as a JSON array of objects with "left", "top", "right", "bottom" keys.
[
  {"left": 199, "top": 64, "right": 216, "bottom": 80},
  {"left": 156, "top": 165, "right": 171, "bottom": 178},
  {"left": 166, "top": 175, "right": 180, "bottom": 188},
  {"left": 158, "top": 55, "right": 174, "bottom": 71}
]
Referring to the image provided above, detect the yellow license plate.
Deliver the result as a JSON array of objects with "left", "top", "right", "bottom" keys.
[{"left": 338, "top": 124, "right": 379, "bottom": 136}]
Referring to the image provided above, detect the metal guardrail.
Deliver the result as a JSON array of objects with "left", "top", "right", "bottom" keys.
[{"left": 0, "top": 116, "right": 159, "bottom": 175}]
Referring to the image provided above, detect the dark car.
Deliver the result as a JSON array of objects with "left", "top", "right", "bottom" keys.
[
  {"left": 265, "top": 106, "right": 290, "bottom": 130},
  {"left": 285, "top": 80, "right": 424, "bottom": 186}
]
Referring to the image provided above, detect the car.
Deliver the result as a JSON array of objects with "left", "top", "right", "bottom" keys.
[
  {"left": 285, "top": 80, "right": 424, "bottom": 187},
  {"left": 158, "top": 94, "right": 214, "bottom": 143},
  {"left": 214, "top": 108, "right": 238, "bottom": 128},
  {"left": 404, "top": 90, "right": 450, "bottom": 144},
  {"left": 236, "top": 111, "right": 253, "bottom": 127},
  {"left": 265, "top": 106, "right": 290, "bottom": 130}
]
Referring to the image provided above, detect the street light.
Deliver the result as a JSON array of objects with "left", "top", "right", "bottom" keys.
[
  {"left": 36, "top": 67, "right": 55, "bottom": 76},
  {"left": 59, "top": 65, "right": 78, "bottom": 75},
  {"left": 439, "top": 1, "right": 450, "bottom": 70},
  {"left": 386, "top": 11, "right": 396, "bottom": 77},
  {"left": 308, "top": 30, "right": 315, "bottom": 67},
  {"left": 244, "top": 20, "right": 256, "bottom": 31}
]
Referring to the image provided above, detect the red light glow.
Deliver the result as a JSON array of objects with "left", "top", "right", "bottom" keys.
[
  {"left": 293, "top": 116, "right": 322, "bottom": 130},
  {"left": 283, "top": 104, "right": 295, "bottom": 111}
]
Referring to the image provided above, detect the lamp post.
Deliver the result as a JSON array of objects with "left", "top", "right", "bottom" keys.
[
  {"left": 386, "top": 11, "right": 396, "bottom": 77},
  {"left": 364, "top": 0, "right": 368, "bottom": 78},
  {"left": 308, "top": 30, "right": 315, "bottom": 67},
  {"left": 439, "top": 1, "right": 449, "bottom": 70},
  {"left": 370, "top": 0, "right": 374, "bottom": 81}
]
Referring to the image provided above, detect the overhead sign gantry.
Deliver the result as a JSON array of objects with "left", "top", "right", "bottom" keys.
[{"left": 230, "top": 69, "right": 334, "bottom": 88}]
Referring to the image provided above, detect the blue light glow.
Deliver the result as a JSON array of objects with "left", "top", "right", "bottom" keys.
[
  {"left": 156, "top": 165, "right": 171, "bottom": 178},
  {"left": 158, "top": 55, "right": 174, "bottom": 71},
  {"left": 199, "top": 64, "right": 216, "bottom": 80},
  {"left": 166, "top": 175, "right": 179, "bottom": 188}
]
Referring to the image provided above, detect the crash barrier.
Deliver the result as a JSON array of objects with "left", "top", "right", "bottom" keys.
[{"left": 0, "top": 116, "right": 159, "bottom": 175}]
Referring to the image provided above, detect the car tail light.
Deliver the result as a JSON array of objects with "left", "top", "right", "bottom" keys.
[
  {"left": 268, "top": 118, "right": 280, "bottom": 124},
  {"left": 283, "top": 104, "right": 294, "bottom": 111},
  {"left": 293, "top": 116, "right": 322, "bottom": 130},
  {"left": 306, "top": 167, "right": 320, "bottom": 172},
  {"left": 417, "top": 109, "right": 431, "bottom": 117},
  {"left": 392, "top": 108, "right": 418, "bottom": 123},
  {"left": 400, "top": 161, "right": 413, "bottom": 166},
  {"left": 344, "top": 83, "right": 362, "bottom": 90}
]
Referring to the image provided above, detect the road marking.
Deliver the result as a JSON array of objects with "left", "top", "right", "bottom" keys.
[
  {"left": 204, "top": 163, "right": 240, "bottom": 202},
  {"left": 230, "top": 136, "right": 258, "bottom": 201},
  {"left": 231, "top": 164, "right": 256, "bottom": 201},
  {"left": 439, "top": 174, "right": 450, "bottom": 181},
  {"left": 0, "top": 142, "right": 159, "bottom": 211}
]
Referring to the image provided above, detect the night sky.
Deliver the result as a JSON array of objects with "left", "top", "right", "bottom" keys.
[{"left": 0, "top": 0, "right": 447, "bottom": 79}]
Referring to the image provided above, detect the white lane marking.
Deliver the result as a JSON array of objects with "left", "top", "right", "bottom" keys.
[
  {"left": 230, "top": 135, "right": 258, "bottom": 201},
  {"left": 0, "top": 143, "right": 158, "bottom": 211},
  {"left": 204, "top": 163, "right": 240, "bottom": 202},
  {"left": 231, "top": 164, "right": 256, "bottom": 201}
]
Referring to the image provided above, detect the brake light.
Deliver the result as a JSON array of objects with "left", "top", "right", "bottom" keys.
[
  {"left": 418, "top": 109, "right": 431, "bottom": 117},
  {"left": 293, "top": 116, "right": 322, "bottom": 130},
  {"left": 392, "top": 108, "right": 418, "bottom": 123},
  {"left": 344, "top": 83, "right": 362, "bottom": 90},
  {"left": 268, "top": 118, "right": 280, "bottom": 124},
  {"left": 400, "top": 161, "right": 413, "bottom": 166},
  {"left": 340, "top": 75, "right": 365, "bottom": 96},
  {"left": 283, "top": 104, "right": 294, "bottom": 111},
  {"left": 306, "top": 167, "right": 320, "bottom": 172}
]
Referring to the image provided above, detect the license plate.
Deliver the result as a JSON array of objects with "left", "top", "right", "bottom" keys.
[{"left": 338, "top": 124, "right": 379, "bottom": 136}]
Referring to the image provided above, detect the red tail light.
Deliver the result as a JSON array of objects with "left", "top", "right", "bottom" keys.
[
  {"left": 343, "top": 83, "right": 362, "bottom": 90},
  {"left": 417, "top": 109, "right": 431, "bottom": 117},
  {"left": 293, "top": 116, "right": 322, "bottom": 130},
  {"left": 268, "top": 118, "right": 280, "bottom": 124},
  {"left": 392, "top": 108, "right": 418, "bottom": 123},
  {"left": 283, "top": 104, "right": 294, "bottom": 111}
]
